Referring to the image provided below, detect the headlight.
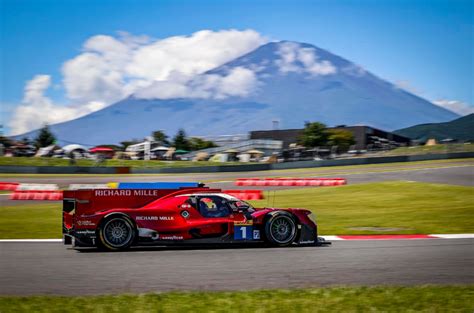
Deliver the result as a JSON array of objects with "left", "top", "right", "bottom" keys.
[{"left": 307, "top": 213, "right": 317, "bottom": 223}]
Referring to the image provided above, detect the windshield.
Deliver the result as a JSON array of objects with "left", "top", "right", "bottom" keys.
[{"left": 228, "top": 200, "right": 255, "bottom": 213}]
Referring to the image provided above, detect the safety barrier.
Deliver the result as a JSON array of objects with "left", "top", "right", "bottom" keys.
[
  {"left": 16, "top": 184, "right": 59, "bottom": 190},
  {"left": 68, "top": 184, "right": 109, "bottom": 190},
  {"left": 10, "top": 190, "right": 63, "bottom": 201},
  {"left": 234, "top": 178, "right": 347, "bottom": 187},
  {"left": 0, "top": 182, "right": 19, "bottom": 191},
  {"left": 223, "top": 190, "right": 264, "bottom": 200}
]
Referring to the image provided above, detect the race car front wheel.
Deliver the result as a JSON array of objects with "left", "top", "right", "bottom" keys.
[
  {"left": 265, "top": 212, "right": 297, "bottom": 246},
  {"left": 98, "top": 216, "right": 135, "bottom": 251}
]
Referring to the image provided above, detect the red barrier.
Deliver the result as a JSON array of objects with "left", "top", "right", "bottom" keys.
[
  {"left": 10, "top": 190, "right": 63, "bottom": 201},
  {"left": 223, "top": 190, "right": 264, "bottom": 201},
  {"left": 235, "top": 178, "right": 346, "bottom": 187},
  {"left": 0, "top": 182, "right": 19, "bottom": 191}
]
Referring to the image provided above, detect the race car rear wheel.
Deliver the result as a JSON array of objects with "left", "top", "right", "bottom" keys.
[
  {"left": 98, "top": 216, "right": 135, "bottom": 251},
  {"left": 265, "top": 212, "right": 297, "bottom": 246}
]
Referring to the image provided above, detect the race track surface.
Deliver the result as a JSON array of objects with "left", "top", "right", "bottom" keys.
[
  {"left": 1, "top": 159, "right": 473, "bottom": 187},
  {"left": 1, "top": 239, "right": 473, "bottom": 295}
]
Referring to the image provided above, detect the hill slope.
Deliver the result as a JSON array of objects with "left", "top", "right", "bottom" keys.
[
  {"left": 394, "top": 114, "right": 474, "bottom": 142},
  {"left": 14, "top": 41, "right": 459, "bottom": 145}
]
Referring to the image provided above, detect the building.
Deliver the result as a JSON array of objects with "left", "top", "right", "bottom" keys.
[{"left": 250, "top": 126, "right": 411, "bottom": 150}]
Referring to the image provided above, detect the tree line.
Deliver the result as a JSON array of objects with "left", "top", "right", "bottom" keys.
[
  {"left": 298, "top": 122, "right": 355, "bottom": 151},
  {"left": 1, "top": 125, "right": 217, "bottom": 152}
]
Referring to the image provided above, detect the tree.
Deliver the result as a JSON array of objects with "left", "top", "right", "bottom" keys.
[
  {"left": 152, "top": 130, "right": 169, "bottom": 145},
  {"left": 298, "top": 122, "right": 329, "bottom": 148},
  {"left": 172, "top": 129, "right": 190, "bottom": 151},
  {"left": 0, "top": 136, "right": 12, "bottom": 148},
  {"left": 189, "top": 137, "right": 218, "bottom": 151},
  {"left": 21, "top": 137, "right": 32, "bottom": 146},
  {"left": 34, "top": 125, "right": 56, "bottom": 148},
  {"left": 327, "top": 129, "right": 356, "bottom": 152}
]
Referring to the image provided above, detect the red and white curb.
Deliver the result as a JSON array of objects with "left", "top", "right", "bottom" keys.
[{"left": 0, "top": 234, "right": 473, "bottom": 243}]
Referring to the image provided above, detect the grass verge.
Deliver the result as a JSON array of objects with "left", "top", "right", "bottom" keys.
[
  {"left": 0, "top": 181, "right": 472, "bottom": 239},
  {"left": 250, "top": 181, "right": 474, "bottom": 235},
  {"left": 1, "top": 286, "right": 473, "bottom": 313},
  {"left": 0, "top": 203, "right": 60, "bottom": 239},
  {"left": 0, "top": 157, "right": 248, "bottom": 168},
  {"left": 380, "top": 143, "right": 474, "bottom": 156}
]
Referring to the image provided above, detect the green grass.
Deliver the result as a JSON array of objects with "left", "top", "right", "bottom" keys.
[
  {"left": 0, "top": 157, "right": 248, "bottom": 168},
  {"left": 0, "top": 203, "right": 61, "bottom": 239},
  {"left": 0, "top": 181, "right": 473, "bottom": 239},
  {"left": 1, "top": 286, "right": 472, "bottom": 313},
  {"left": 379, "top": 143, "right": 474, "bottom": 156},
  {"left": 249, "top": 181, "right": 474, "bottom": 235}
]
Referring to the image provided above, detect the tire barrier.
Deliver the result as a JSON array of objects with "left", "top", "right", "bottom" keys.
[
  {"left": 234, "top": 178, "right": 347, "bottom": 187},
  {"left": 10, "top": 190, "right": 63, "bottom": 201},
  {"left": 0, "top": 182, "right": 19, "bottom": 191},
  {"left": 223, "top": 190, "right": 264, "bottom": 200}
]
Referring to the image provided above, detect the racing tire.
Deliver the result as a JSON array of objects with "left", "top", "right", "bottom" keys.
[
  {"left": 264, "top": 212, "right": 297, "bottom": 246},
  {"left": 98, "top": 215, "right": 136, "bottom": 251}
]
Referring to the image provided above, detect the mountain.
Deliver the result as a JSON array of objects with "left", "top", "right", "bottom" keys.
[
  {"left": 394, "top": 113, "right": 474, "bottom": 142},
  {"left": 15, "top": 41, "right": 459, "bottom": 145}
]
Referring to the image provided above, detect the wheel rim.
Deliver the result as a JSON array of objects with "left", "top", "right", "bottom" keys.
[
  {"left": 103, "top": 218, "right": 133, "bottom": 248},
  {"left": 270, "top": 216, "right": 295, "bottom": 244}
]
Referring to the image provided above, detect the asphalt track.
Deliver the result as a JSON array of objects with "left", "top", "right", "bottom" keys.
[{"left": 0, "top": 239, "right": 473, "bottom": 295}]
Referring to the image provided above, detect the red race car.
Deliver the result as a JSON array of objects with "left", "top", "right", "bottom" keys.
[{"left": 63, "top": 182, "right": 323, "bottom": 251}]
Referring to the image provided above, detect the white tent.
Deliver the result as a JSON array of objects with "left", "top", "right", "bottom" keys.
[{"left": 62, "top": 144, "right": 88, "bottom": 154}]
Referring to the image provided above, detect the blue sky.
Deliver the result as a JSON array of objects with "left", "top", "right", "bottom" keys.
[{"left": 1, "top": 0, "right": 473, "bottom": 134}]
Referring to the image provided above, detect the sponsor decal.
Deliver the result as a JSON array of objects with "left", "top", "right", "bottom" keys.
[
  {"left": 299, "top": 240, "right": 315, "bottom": 244},
  {"left": 75, "top": 230, "right": 96, "bottom": 236},
  {"left": 77, "top": 220, "right": 96, "bottom": 226},
  {"left": 160, "top": 235, "right": 183, "bottom": 240},
  {"left": 253, "top": 230, "right": 260, "bottom": 240},
  {"left": 181, "top": 210, "right": 190, "bottom": 218},
  {"left": 159, "top": 216, "right": 174, "bottom": 221},
  {"left": 136, "top": 216, "right": 159, "bottom": 221},
  {"left": 94, "top": 190, "right": 161, "bottom": 197},
  {"left": 181, "top": 204, "right": 191, "bottom": 209},
  {"left": 234, "top": 220, "right": 253, "bottom": 226},
  {"left": 136, "top": 216, "right": 174, "bottom": 221}
]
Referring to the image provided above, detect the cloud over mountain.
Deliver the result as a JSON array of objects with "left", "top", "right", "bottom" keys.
[
  {"left": 10, "top": 75, "right": 106, "bottom": 135},
  {"left": 9, "top": 29, "right": 267, "bottom": 135}
]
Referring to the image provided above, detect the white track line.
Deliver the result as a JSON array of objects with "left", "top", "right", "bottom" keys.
[
  {"left": 430, "top": 234, "right": 474, "bottom": 239},
  {"left": 0, "top": 239, "right": 62, "bottom": 242},
  {"left": 0, "top": 234, "right": 473, "bottom": 243}
]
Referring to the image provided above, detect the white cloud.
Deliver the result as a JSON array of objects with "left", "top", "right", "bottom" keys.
[
  {"left": 275, "top": 42, "right": 337, "bottom": 76},
  {"left": 394, "top": 80, "right": 421, "bottom": 95},
  {"left": 61, "top": 29, "right": 267, "bottom": 105},
  {"left": 432, "top": 99, "right": 474, "bottom": 116},
  {"left": 9, "top": 29, "right": 268, "bottom": 135},
  {"left": 9, "top": 75, "right": 106, "bottom": 135},
  {"left": 394, "top": 80, "right": 473, "bottom": 116},
  {"left": 135, "top": 66, "right": 259, "bottom": 100}
]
